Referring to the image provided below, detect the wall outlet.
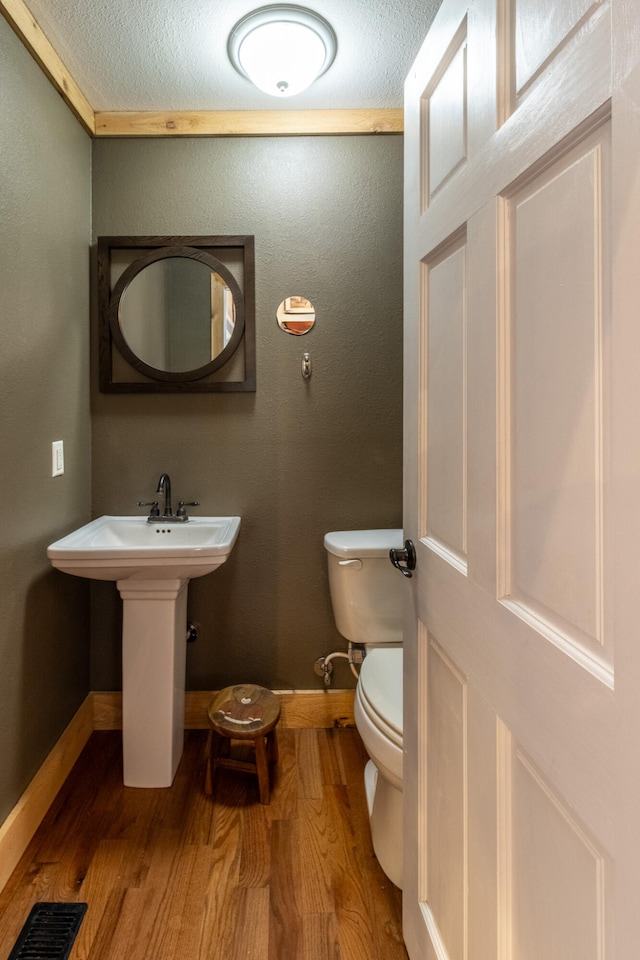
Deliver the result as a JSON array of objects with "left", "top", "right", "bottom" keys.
[{"left": 51, "top": 440, "right": 64, "bottom": 477}]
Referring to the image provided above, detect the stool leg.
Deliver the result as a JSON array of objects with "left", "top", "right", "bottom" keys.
[
  {"left": 255, "top": 735, "right": 270, "bottom": 804},
  {"left": 204, "top": 730, "right": 213, "bottom": 795},
  {"left": 205, "top": 731, "right": 226, "bottom": 796},
  {"left": 267, "top": 727, "right": 278, "bottom": 764}
]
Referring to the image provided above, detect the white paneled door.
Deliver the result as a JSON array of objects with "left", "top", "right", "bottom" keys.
[{"left": 403, "top": 0, "right": 640, "bottom": 957}]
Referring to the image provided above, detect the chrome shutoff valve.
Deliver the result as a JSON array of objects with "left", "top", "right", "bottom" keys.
[{"left": 314, "top": 656, "right": 334, "bottom": 686}]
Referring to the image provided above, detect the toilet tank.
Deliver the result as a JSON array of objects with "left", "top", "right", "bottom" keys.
[{"left": 324, "top": 529, "right": 405, "bottom": 646}]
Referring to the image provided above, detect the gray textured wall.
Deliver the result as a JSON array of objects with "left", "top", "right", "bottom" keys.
[
  {"left": 0, "top": 19, "right": 92, "bottom": 822},
  {"left": 91, "top": 135, "right": 403, "bottom": 692}
]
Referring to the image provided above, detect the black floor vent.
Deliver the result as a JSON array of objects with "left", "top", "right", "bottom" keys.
[{"left": 7, "top": 903, "right": 88, "bottom": 960}]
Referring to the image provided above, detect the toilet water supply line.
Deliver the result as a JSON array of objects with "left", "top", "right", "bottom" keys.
[{"left": 315, "top": 642, "right": 364, "bottom": 685}]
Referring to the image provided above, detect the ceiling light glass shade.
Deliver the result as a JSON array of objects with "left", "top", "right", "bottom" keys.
[{"left": 228, "top": 5, "right": 337, "bottom": 98}]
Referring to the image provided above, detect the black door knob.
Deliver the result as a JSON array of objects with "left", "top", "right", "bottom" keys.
[{"left": 389, "top": 539, "right": 416, "bottom": 578}]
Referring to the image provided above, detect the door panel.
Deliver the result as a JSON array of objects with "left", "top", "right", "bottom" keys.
[
  {"left": 510, "top": 741, "right": 606, "bottom": 960},
  {"left": 513, "top": 0, "right": 604, "bottom": 99},
  {"left": 427, "top": 639, "right": 467, "bottom": 960},
  {"left": 499, "top": 121, "right": 611, "bottom": 676},
  {"left": 402, "top": 0, "right": 637, "bottom": 958},
  {"left": 425, "top": 237, "right": 467, "bottom": 567},
  {"left": 427, "top": 36, "right": 468, "bottom": 199}
]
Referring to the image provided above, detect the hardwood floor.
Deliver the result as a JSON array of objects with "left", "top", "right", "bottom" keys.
[{"left": 0, "top": 727, "right": 408, "bottom": 960}]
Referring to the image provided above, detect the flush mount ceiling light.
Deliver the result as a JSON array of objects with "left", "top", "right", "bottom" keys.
[{"left": 228, "top": 4, "right": 337, "bottom": 98}]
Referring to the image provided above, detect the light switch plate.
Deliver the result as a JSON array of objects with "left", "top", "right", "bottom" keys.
[{"left": 52, "top": 440, "right": 64, "bottom": 477}]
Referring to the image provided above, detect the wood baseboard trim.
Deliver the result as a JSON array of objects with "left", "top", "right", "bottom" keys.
[
  {"left": 0, "top": 687, "right": 355, "bottom": 895},
  {"left": 0, "top": 694, "right": 94, "bottom": 893},
  {"left": 93, "top": 689, "right": 355, "bottom": 730}
]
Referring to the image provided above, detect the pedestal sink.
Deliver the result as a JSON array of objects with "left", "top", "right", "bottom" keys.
[{"left": 47, "top": 515, "right": 240, "bottom": 788}]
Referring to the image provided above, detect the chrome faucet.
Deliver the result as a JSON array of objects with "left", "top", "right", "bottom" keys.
[{"left": 156, "top": 473, "right": 173, "bottom": 517}]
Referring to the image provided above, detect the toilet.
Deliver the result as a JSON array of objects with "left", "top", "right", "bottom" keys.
[{"left": 324, "top": 529, "right": 405, "bottom": 888}]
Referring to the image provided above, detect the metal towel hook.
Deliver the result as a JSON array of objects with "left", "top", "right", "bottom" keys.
[{"left": 389, "top": 539, "right": 416, "bottom": 578}]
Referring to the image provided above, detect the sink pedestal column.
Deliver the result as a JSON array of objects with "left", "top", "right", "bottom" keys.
[{"left": 117, "top": 578, "right": 189, "bottom": 787}]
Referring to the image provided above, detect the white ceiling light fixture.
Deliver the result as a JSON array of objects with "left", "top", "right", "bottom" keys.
[{"left": 228, "top": 5, "right": 337, "bottom": 98}]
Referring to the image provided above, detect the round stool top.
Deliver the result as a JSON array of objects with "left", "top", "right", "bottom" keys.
[{"left": 208, "top": 684, "right": 281, "bottom": 740}]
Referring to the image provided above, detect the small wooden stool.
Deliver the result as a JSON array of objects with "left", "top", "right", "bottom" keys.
[{"left": 204, "top": 684, "right": 281, "bottom": 804}]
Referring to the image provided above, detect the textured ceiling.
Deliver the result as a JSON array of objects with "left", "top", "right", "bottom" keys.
[{"left": 22, "top": 0, "right": 442, "bottom": 112}]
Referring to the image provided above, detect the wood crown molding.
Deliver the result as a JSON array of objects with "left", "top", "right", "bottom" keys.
[
  {"left": 1, "top": 0, "right": 403, "bottom": 138},
  {"left": 94, "top": 109, "right": 404, "bottom": 138},
  {"left": 0, "top": 0, "right": 95, "bottom": 134}
]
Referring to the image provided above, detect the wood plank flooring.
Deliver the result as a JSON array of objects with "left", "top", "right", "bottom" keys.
[{"left": 0, "top": 728, "right": 408, "bottom": 960}]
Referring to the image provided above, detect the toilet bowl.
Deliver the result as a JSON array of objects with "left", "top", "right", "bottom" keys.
[
  {"left": 354, "top": 646, "right": 403, "bottom": 887},
  {"left": 324, "top": 529, "right": 405, "bottom": 888}
]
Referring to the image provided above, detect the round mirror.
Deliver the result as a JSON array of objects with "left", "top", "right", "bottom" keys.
[
  {"left": 276, "top": 295, "right": 316, "bottom": 335},
  {"left": 119, "top": 258, "right": 236, "bottom": 373},
  {"left": 108, "top": 246, "right": 245, "bottom": 382}
]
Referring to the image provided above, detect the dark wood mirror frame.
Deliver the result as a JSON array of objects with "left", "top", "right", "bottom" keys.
[{"left": 97, "top": 235, "right": 256, "bottom": 393}]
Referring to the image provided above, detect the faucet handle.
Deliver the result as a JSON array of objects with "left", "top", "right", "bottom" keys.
[
  {"left": 138, "top": 500, "right": 160, "bottom": 517},
  {"left": 177, "top": 500, "right": 199, "bottom": 519}
]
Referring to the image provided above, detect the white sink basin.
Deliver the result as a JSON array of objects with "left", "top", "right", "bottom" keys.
[
  {"left": 47, "top": 513, "right": 241, "bottom": 788},
  {"left": 47, "top": 514, "right": 241, "bottom": 581}
]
